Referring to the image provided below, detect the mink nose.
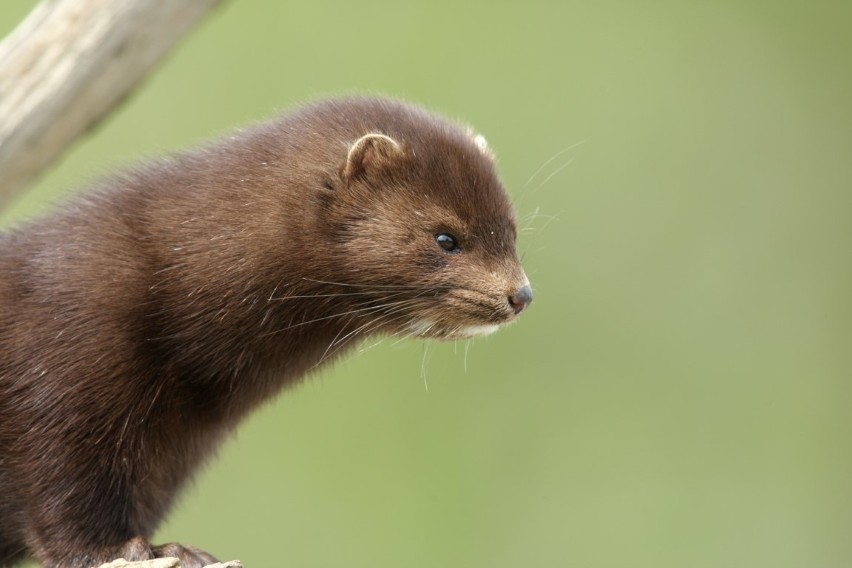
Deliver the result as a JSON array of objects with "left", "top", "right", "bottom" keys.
[{"left": 509, "top": 285, "right": 533, "bottom": 315}]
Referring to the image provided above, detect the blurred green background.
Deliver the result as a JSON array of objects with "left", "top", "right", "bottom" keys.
[{"left": 2, "top": 1, "right": 851, "bottom": 566}]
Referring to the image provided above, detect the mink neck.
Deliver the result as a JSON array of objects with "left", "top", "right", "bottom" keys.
[{"left": 145, "top": 249, "right": 371, "bottom": 420}]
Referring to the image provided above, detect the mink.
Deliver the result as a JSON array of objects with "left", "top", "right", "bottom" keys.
[{"left": 0, "top": 96, "right": 532, "bottom": 567}]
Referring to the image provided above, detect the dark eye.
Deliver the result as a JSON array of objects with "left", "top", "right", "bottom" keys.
[{"left": 436, "top": 233, "right": 460, "bottom": 253}]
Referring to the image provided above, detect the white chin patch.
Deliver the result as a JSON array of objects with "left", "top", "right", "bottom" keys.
[
  {"left": 408, "top": 320, "right": 500, "bottom": 339},
  {"left": 407, "top": 320, "right": 436, "bottom": 337},
  {"left": 455, "top": 324, "right": 500, "bottom": 339}
]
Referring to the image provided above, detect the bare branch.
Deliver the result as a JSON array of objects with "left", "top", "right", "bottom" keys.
[
  {"left": 97, "top": 560, "right": 179, "bottom": 568},
  {"left": 0, "top": 0, "right": 225, "bottom": 212},
  {"left": 97, "top": 558, "right": 242, "bottom": 568}
]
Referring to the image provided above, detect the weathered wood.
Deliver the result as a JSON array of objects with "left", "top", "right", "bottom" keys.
[
  {"left": 96, "top": 558, "right": 242, "bottom": 568},
  {"left": 0, "top": 0, "right": 225, "bottom": 211},
  {"left": 97, "top": 560, "right": 179, "bottom": 568}
]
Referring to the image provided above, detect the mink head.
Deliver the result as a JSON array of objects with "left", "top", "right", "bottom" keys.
[{"left": 314, "top": 104, "right": 531, "bottom": 341}]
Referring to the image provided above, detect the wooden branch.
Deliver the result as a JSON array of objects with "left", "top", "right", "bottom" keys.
[
  {"left": 0, "top": 0, "right": 226, "bottom": 212},
  {"left": 97, "top": 558, "right": 242, "bottom": 568}
]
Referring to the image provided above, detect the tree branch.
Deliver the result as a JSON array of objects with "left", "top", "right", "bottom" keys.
[
  {"left": 0, "top": 0, "right": 225, "bottom": 212},
  {"left": 97, "top": 559, "right": 242, "bottom": 568}
]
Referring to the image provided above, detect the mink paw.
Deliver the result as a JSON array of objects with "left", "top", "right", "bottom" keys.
[{"left": 151, "top": 542, "right": 220, "bottom": 568}]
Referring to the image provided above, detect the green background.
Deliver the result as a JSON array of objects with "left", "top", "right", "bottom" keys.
[{"left": 2, "top": 1, "right": 851, "bottom": 566}]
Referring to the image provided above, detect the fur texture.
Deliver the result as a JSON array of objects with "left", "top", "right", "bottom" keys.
[{"left": 0, "top": 97, "right": 531, "bottom": 567}]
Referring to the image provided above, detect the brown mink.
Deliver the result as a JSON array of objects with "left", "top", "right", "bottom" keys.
[{"left": 0, "top": 96, "right": 532, "bottom": 567}]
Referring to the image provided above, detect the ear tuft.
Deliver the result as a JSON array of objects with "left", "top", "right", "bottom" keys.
[{"left": 343, "top": 133, "right": 403, "bottom": 181}]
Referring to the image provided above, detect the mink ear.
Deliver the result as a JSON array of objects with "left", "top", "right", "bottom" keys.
[
  {"left": 342, "top": 133, "right": 404, "bottom": 182},
  {"left": 465, "top": 126, "right": 496, "bottom": 161}
]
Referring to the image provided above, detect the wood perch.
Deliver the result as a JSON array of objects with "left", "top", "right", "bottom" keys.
[
  {"left": 97, "top": 559, "right": 242, "bottom": 568},
  {"left": 0, "top": 0, "right": 226, "bottom": 212}
]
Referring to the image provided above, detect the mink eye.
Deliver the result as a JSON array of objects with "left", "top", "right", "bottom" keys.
[{"left": 435, "top": 233, "right": 460, "bottom": 253}]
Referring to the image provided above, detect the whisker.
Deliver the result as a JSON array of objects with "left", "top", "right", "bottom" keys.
[
  {"left": 524, "top": 141, "right": 585, "bottom": 188},
  {"left": 358, "top": 336, "right": 388, "bottom": 355},
  {"left": 269, "top": 291, "right": 403, "bottom": 301},
  {"left": 421, "top": 342, "right": 432, "bottom": 392},
  {"left": 325, "top": 297, "right": 421, "bottom": 348},
  {"left": 317, "top": 307, "right": 419, "bottom": 367},
  {"left": 356, "top": 309, "right": 425, "bottom": 355},
  {"left": 301, "top": 277, "right": 430, "bottom": 290},
  {"left": 314, "top": 316, "right": 386, "bottom": 369},
  {"left": 258, "top": 297, "right": 421, "bottom": 337},
  {"left": 390, "top": 331, "right": 416, "bottom": 348},
  {"left": 521, "top": 212, "right": 560, "bottom": 225},
  {"left": 535, "top": 210, "right": 562, "bottom": 233},
  {"left": 299, "top": 282, "right": 443, "bottom": 363},
  {"left": 521, "top": 209, "right": 560, "bottom": 233},
  {"left": 310, "top": 287, "right": 440, "bottom": 367},
  {"left": 535, "top": 157, "right": 574, "bottom": 191},
  {"left": 348, "top": 290, "right": 415, "bottom": 308}
]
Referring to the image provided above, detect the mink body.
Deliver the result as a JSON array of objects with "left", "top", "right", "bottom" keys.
[{"left": 0, "top": 97, "right": 531, "bottom": 567}]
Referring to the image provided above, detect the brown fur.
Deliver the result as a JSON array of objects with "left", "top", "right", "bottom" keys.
[{"left": 0, "top": 97, "right": 530, "bottom": 567}]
